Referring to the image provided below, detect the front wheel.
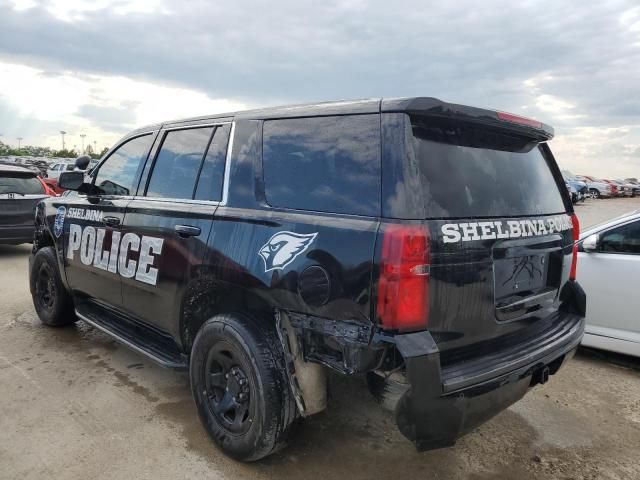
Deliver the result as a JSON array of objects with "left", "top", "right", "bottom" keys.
[
  {"left": 29, "top": 246, "right": 76, "bottom": 326},
  {"left": 189, "top": 314, "right": 297, "bottom": 461},
  {"left": 589, "top": 188, "right": 600, "bottom": 199}
]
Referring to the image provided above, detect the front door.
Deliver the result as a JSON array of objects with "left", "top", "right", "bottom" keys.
[
  {"left": 120, "top": 123, "right": 231, "bottom": 338},
  {"left": 63, "top": 132, "right": 156, "bottom": 308},
  {"left": 580, "top": 218, "right": 640, "bottom": 341}
]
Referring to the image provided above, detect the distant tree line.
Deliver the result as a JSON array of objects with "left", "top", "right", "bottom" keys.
[{"left": 0, "top": 140, "right": 107, "bottom": 159}]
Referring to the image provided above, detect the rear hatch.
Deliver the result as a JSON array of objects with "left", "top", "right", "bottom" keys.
[
  {"left": 0, "top": 171, "right": 48, "bottom": 228},
  {"left": 377, "top": 109, "right": 576, "bottom": 357}
]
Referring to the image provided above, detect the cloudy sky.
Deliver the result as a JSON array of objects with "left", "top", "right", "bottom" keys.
[{"left": 0, "top": 0, "right": 639, "bottom": 177}]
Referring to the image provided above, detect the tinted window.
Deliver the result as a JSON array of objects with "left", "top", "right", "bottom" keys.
[
  {"left": 0, "top": 174, "right": 43, "bottom": 194},
  {"left": 263, "top": 115, "right": 381, "bottom": 216},
  {"left": 409, "top": 119, "right": 566, "bottom": 218},
  {"left": 94, "top": 134, "right": 153, "bottom": 196},
  {"left": 146, "top": 127, "right": 213, "bottom": 199},
  {"left": 194, "top": 124, "right": 230, "bottom": 201},
  {"left": 599, "top": 221, "right": 640, "bottom": 254}
]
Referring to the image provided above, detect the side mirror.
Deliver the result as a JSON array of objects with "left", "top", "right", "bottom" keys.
[
  {"left": 58, "top": 171, "right": 87, "bottom": 191},
  {"left": 582, "top": 233, "right": 599, "bottom": 252},
  {"left": 75, "top": 155, "right": 91, "bottom": 170}
]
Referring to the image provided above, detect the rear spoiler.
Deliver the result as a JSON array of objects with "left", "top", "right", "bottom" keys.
[{"left": 381, "top": 97, "right": 554, "bottom": 142}]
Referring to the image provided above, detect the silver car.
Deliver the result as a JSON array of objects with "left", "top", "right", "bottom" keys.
[{"left": 578, "top": 211, "right": 640, "bottom": 357}]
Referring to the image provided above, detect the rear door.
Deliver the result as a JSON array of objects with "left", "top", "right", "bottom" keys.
[
  {"left": 120, "top": 122, "right": 231, "bottom": 337},
  {"left": 0, "top": 169, "right": 48, "bottom": 241},
  {"left": 63, "top": 132, "right": 156, "bottom": 308},
  {"left": 380, "top": 113, "right": 575, "bottom": 352}
]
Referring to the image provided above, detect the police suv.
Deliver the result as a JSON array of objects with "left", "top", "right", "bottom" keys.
[{"left": 29, "top": 98, "right": 586, "bottom": 461}]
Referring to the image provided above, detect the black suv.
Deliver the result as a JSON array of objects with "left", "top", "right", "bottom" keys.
[{"left": 29, "top": 97, "right": 585, "bottom": 461}]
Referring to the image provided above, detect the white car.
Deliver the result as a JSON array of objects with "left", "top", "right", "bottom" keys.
[
  {"left": 578, "top": 211, "right": 640, "bottom": 357},
  {"left": 48, "top": 162, "right": 75, "bottom": 179}
]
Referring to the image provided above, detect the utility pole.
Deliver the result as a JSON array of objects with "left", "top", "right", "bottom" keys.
[
  {"left": 60, "top": 131, "right": 67, "bottom": 150},
  {"left": 17, "top": 137, "right": 23, "bottom": 150},
  {"left": 94, "top": 140, "right": 97, "bottom": 153},
  {"left": 80, "top": 134, "right": 86, "bottom": 153}
]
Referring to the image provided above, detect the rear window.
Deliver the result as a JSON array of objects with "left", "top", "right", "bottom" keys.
[
  {"left": 0, "top": 174, "right": 43, "bottom": 195},
  {"left": 409, "top": 119, "right": 566, "bottom": 218},
  {"left": 263, "top": 115, "right": 381, "bottom": 216},
  {"left": 147, "top": 127, "right": 214, "bottom": 199}
]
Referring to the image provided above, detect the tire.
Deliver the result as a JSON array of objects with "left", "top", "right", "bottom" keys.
[
  {"left": 189, "top": 313, "right": 297, "bottom": 461},
  {"left": 589, "top": 188, "right": 600, "bottom": 199},
  {"left": 29, "top": 246, "right": 76, "bottom": 326}
]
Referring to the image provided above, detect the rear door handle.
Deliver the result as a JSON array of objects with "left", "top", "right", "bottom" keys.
[
  {"left": 174, "top": 224, "right": 201, "bottom": 238},
  {"left": 103, "top": 216, "right": 121, "bottom": 227}
]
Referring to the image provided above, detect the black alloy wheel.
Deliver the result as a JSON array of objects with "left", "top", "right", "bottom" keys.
[{"left": 205, "top": 342, "right": 254, "bottom": 434}]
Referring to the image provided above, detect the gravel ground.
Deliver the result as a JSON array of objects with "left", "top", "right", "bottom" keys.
[{"left": 0, "top": 197, "right": 639, "bottom": 480}]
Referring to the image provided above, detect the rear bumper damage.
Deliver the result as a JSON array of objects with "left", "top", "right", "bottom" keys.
[{"left": 383, "top": 283, "right": 586, "bottom": 451}]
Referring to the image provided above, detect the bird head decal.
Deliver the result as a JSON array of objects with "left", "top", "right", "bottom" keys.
[{"left": 259, "top": 231, "right": 318, "bottom": 272}]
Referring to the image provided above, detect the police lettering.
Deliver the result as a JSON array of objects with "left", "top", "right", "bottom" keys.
[
  {"left": 441, "top": 215, "right": 573, "bottom": 244},
  {"left": 67, "top": 224, "right": 164, "bottom": 285}
]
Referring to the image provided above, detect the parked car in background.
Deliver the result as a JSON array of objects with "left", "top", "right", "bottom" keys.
[
  {"left": 573, "top": 175, "right": 614, "bottom": 198},
  {"left": 0, "top": 164, "right": 55, "bottom": 244},
  {"left": 579, "top": 211, "right": 640, "bottom": 357},
  {"left": 563, "top": 176, "right": 588, "bottom": 203},
  {"left": 625, "top": 179, "right": 640, "bottom": 196},
  {"left": 47, "top": 162, "right": 76, "bottom": 179},
  {"left": 45, "top": 158, "right": 99, "bottom": 194},
  {"left": 616, "top": 179, "right": 638, "bottom": 197}
]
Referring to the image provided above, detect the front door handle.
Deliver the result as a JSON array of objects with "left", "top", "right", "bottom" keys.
[
  {"left": 175, "top": 224, "right": 201, "bottom": 238},
  {"left": 103, "top": 216, "right": 121, "bottom": 227}
]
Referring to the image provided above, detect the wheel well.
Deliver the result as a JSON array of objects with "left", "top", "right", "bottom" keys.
[
  {"left": 179, "top": 278, "right": 272, "bottom": 353},
  {"left": 34, "top": 228, "right": 55, "bottom": 252}
]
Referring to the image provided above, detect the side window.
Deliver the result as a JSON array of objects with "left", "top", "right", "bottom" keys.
[
  {"left": 93, "top": 134, "right": 153, "bottom": 196},
  {"left": 262, "top": 115, "right": 381, "bottom": 216},
  {"left": 146, "top": 127, "right": 213, "bottom": 199},
  {"left": 599, "top": 221, "right": 640, "bottom": 254},
  {"left": 194, "top": 124, "right": 231, "bottom": 201}
]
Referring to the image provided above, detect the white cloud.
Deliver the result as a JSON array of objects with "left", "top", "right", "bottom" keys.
[{"left": 0, "top": 60, "right": 248, "bottom": 150}]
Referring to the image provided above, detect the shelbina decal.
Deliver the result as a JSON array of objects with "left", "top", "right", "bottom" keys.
[
  {"left": 441, "top": 215, "right": 573, "bottom": 243},
  {"left": 54, "top": 206, "right": 66, "bottom": 238},
  {"left": 259, "top": 231, "right": 318, "bottom": 272}
]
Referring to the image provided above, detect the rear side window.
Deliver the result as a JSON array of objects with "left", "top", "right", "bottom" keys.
[
  {"left": 147, "top": 127, "right": 213, "bottom": 199},
  {"left": 0, "top": 174, "right": 43, "bottom": 195},
  {"left": 194, "top": 124, "right": 231, "bottom": 201},
  {"left": 263, "top": 115, "right": 381, "bottom": 216},
  {"left": 409, "top": 118, "right": 566, "bottom": 218}
]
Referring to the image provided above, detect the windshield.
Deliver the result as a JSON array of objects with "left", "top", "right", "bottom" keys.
[
  {"left": 409, "top": 119, "right": 566, "bottom": 218},
  {"left": 0, "top": 174, "right": 44, "bottom": 195}
]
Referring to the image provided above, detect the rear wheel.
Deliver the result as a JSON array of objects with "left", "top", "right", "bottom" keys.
[
  {"left": 30, "top": 247, "right": 76, "bottom": 326},
  {"left": 189, "top": 314, "right": 297, "bottom": 461}
]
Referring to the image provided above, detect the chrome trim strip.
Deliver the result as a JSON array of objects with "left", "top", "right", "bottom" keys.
[
  {"left": 163, "top": 121, "right": 231, "bottom": 132},
  {"left": 221, "top": 121, "right": 235, "bottom": 207},
  {"left": 128, "top": 196, "right": 220, "bottom": 206}
]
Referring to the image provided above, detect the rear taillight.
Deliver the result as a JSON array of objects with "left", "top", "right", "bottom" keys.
[
  {"left": 37, "top": 177, "right": 56, "bottom": 196},
  {"left": 569, "top": 214, "right": 579, "bottom": 280},
  {"left": 376, "top": 225, "right": 430, "bottom": 330}
]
